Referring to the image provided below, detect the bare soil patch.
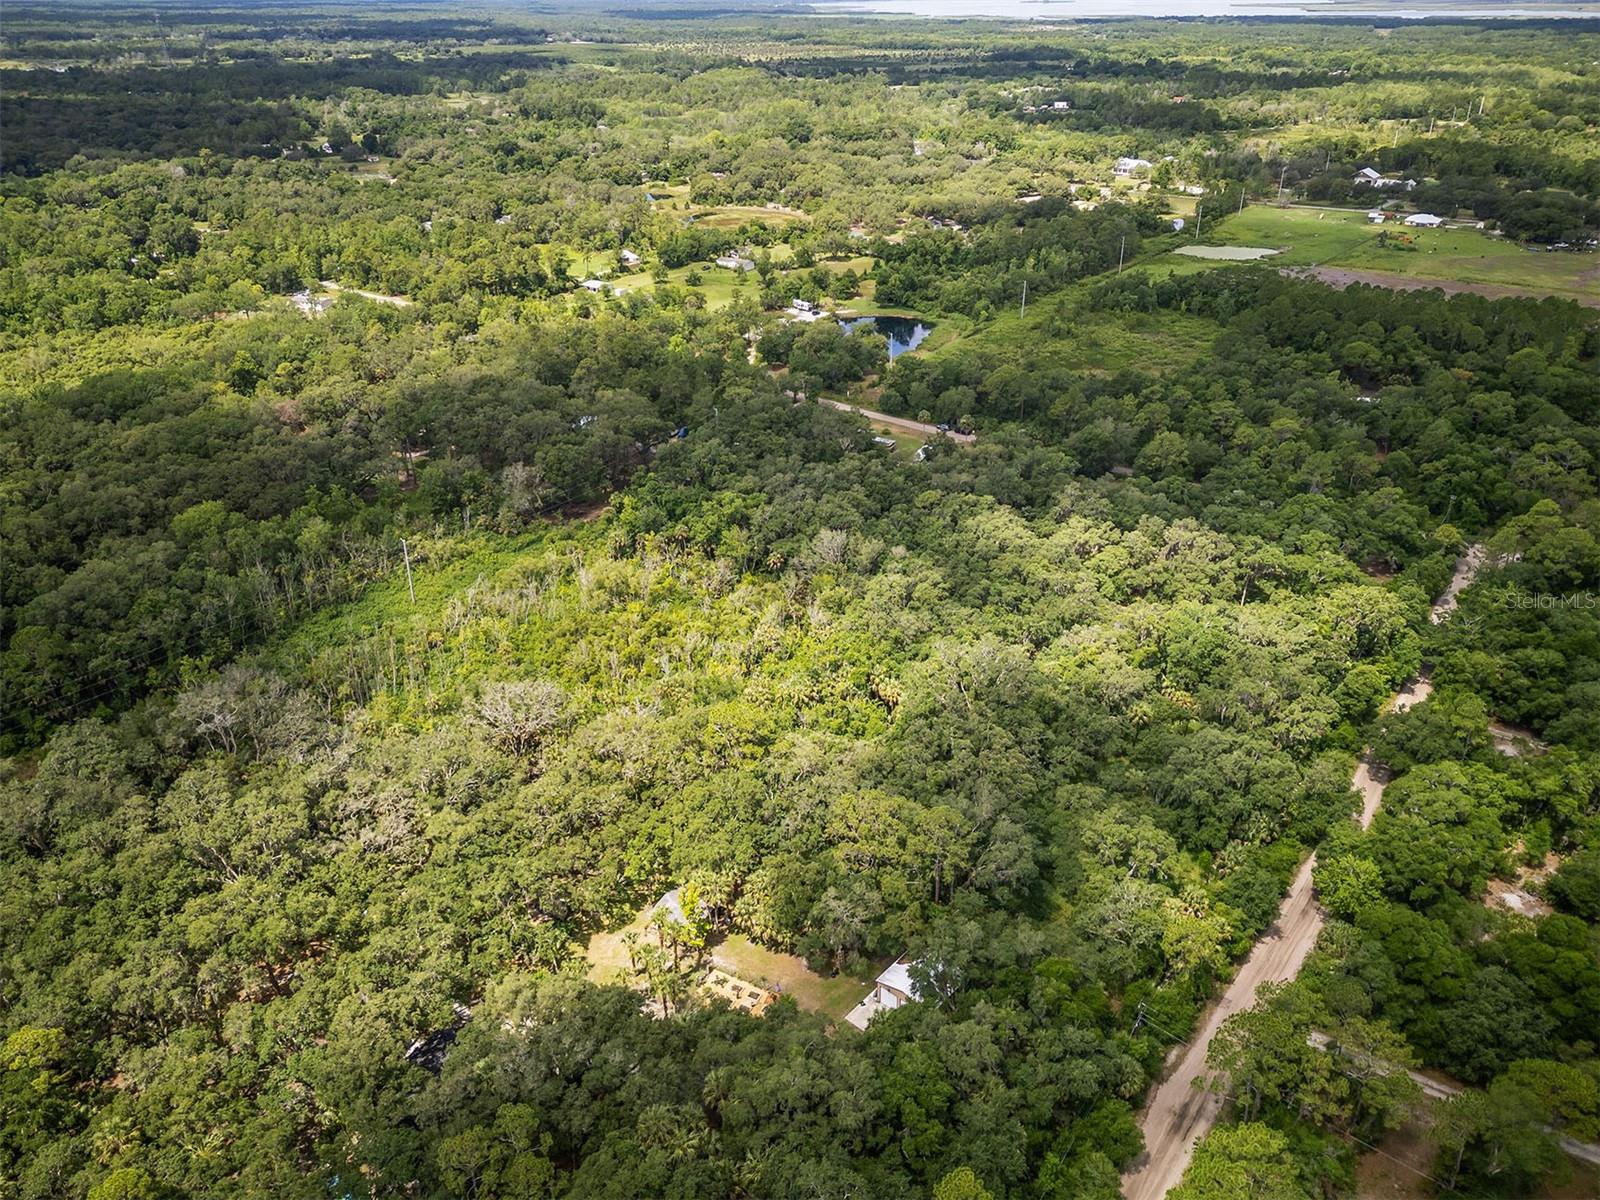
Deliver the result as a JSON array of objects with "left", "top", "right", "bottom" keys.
[{"left": 1288, "top": 266, "right": 1600, "bottom": 309}]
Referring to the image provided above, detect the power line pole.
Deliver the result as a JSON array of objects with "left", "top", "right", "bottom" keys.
[
  {"left": 1117, "top": 234, "right": 1126, "bottom": 273},
  {"left": 1277, "top": 164, "right": 1288, "bottom": 204},
  {"left": 1019, "top": 278, "right": 1027, "bottom": 317},
  {"left": 400, "top": 538, "right": 416, "bottom": 605},
  {"left": 1195, "top": 204, "right": 1202, "bottom": 239}
]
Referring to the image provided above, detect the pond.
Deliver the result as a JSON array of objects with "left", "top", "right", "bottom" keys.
[{"left": 840, "top": 315, "right": 933, "bottom": 360}]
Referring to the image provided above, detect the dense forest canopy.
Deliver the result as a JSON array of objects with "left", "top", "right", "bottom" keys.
[{"left": 2, "top": 6, "right": 1599, "bottom": 1200}]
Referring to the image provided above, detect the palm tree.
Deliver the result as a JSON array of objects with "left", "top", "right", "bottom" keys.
[{"left": 622, "top": 930, "right": 641, "bottom": 974}]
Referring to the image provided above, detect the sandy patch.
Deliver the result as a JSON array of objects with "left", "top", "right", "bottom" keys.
[{"left": 1174, "top": 245, "right": 1281, "bottom": 261}]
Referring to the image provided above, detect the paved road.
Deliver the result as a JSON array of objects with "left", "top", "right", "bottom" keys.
[
  {"left": 1121, "top": 547, "right": 1484, "bottom": 1200},
  {"left": 815, "top": 397, "right": 976, "bottom": 444}
]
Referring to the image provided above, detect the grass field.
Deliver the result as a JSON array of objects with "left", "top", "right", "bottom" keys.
[
  {"left": 1144, "top": 206, "right": 1598, "bottom": 301},
  {"left": 570, "top": 250, "right": 884, "bottom": 315},
  {"left": 929, "top": 290, "right": 1220, "bottom": 375},
  {"left": 859, "top": 416, "right": 924, "bottom": 460},
  {"left": 691, "top": 204, "right": 806, "bottom": 229},
  {"left": 584, "top": 914, "right": 876, "bottom": 1022},
  {"left": 710, "top": 934, "right": 877, "bottom": 1021}
]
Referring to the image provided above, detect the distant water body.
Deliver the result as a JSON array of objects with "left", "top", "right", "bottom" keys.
[{"left": 809, "top": 0, "right": 1597, "bottom": 17}]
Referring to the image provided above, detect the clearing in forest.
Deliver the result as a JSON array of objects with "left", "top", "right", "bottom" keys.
[
  {"left": 583, "top": 906, "right": 875, "bottom": 1022},
  {"left": 1148, "top": 206, "right": 1598, "bottom": 302}
]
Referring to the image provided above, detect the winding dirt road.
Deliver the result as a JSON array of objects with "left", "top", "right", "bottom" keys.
[{"left": 1120, "top": 547, "right": 1484, "bottom": 1200}]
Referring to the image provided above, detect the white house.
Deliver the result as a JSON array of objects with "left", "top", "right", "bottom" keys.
[
  {"left": 1355, "top": 168, "right": 1418, "bottom": 191},
  {"left": 843, "top": 957, "right": 928, "bottom": 1029},
  {"left": 1404, "top": 213, "right": 1444, "bottom": 227},
  {"left": 872, "top": 959, "right": 922, "bottom": 1007},
  {"left": 620, "top": 249, "right": 642, "bottom": 267},
  {"left": 580, "top": 279, "right": 606, "bottom": 292},
  {"left": 715, "top": 254, "right": 755, "bottom": 271},
  {"left": 1051, "top": 99, "right": 1071, "bottom": 110},
  {"left": 1367, "top": 211, "right": 1387, "bottom": 224},
  {"left": 1115, "top": 156, "right": 1153, "bottom": 177}
]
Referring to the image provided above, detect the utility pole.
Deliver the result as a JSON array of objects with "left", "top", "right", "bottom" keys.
[
  {"left": 1019, "top": 278, "right": 1027, "bottom": 317},
  {"left": 1117, "top": 234, "right": 1126, "bottom": 273},
  {"left": 1277, "top": 164, "right": 1288, "bottom": 205},
  {"left": 1195, "top": 204, "right": 1202, "bottom": 239},
  {"left": 1237, "top": 187, "right": 1246, "bottom": 215},
  {"left": 401, "top": 538, "right": 416, "bottom": 605}
]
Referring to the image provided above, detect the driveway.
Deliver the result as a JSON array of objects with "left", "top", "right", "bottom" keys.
[{"left": 815, "top": 397, "right": 976, "bottom": 443}]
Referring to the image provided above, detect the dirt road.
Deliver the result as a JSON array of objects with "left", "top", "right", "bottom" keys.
[
  {"left": 1284, "top": 266, "right": 1599, "bottom": 310},
  {"left": 1121, "top": 547, "right": 1483, "bottom": 1200},
  {"left": 320, "top": 280, "right": 413, "bottom": 307},
  {"left": 815, "top": 397, "right": 976, "bottom": 444}
]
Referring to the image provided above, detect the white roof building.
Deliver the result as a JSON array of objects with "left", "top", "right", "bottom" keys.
[
  {"left": 580, "top": 279, "right": 606, "bottom": 291},
  {"left": 843, "top": 957, "right": 927, "bottom": 1030},
  {"left": 1404, "top": 213, "right": 1444, "bottom": 227},
  {"left": 1115, "top": 156, "right": 1153, "bottom": 176}
]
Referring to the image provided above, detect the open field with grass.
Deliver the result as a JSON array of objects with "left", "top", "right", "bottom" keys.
[
  {"left": 710, "top": 934, "right": 878, "bottom": 1022},
  {"left": 927, "top": 290, "right": 1220, "bottom": 376},
  {"left": 584, "top": 911, "right": 876, "bottom": 1022},
  {"left": 569, "top": 249, "right": 886, "bottom": 315},
  {"left": 692, "top": 204, "right": 806, "bottom": 229},
  {"left": 1143, "top": 206, "right": 1598, "bottom": 301}
]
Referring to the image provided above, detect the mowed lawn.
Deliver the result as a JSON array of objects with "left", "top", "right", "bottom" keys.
[
  {"left": 1144, "top": 205, "right": 1598, "bottom": 300},
  {"left": 710, "top": 934, "right": 879, "bottom": 1021},
  {"left": 583, "top": 915, "right": 879, "bottom": 1023}
]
